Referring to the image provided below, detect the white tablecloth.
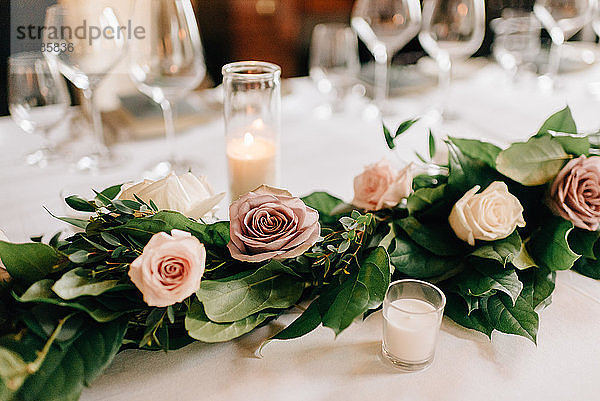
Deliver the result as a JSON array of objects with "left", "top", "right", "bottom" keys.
[{"left": 1, "top": 62, "right": 600, "bottom": 401}]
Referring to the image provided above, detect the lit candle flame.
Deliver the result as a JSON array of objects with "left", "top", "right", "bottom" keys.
[
  {"left": 244, "top": 132, "right": 255, "bottom": 146},
  {"left": 251, "top": 118, "right": 264, "bottom": 130}
]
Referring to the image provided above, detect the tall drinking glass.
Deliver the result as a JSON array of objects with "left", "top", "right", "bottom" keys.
[
  {"left": 418, "top": 0, "right": 486, "bottom": 120},
  {"left": 8, "top": 52, "right": 70, "bottom": 167},
  {"left": 310, "top": 23, "right": 360, "bottom": 115},
  {"left": 534, "top": 0, "right": 595, "bottom": 86},
  {"left": 129, "top": 0, "right": 206, "bottom": 178},
  {"left": 43, "top": 4, "right": 126, "bottom": 171},
  {"left": 352, "top": 0, "right": 422, "bottom": 115},
  {"left": 223, "top": 62, "right": 281, "bottom": 201}
]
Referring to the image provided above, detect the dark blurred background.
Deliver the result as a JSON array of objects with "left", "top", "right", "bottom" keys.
[{"left": 2, "top": 0, "right": 534, "bottom": 117}]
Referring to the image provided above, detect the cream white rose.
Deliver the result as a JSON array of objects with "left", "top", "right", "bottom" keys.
[
  {"left": 120, "top": 172, "right": 225, "bottom": 220},
  {"left": 448, "top": 181, "right": 525, "bottom": 246}
]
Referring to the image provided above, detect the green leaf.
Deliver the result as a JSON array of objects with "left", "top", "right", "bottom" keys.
[
  {"left": 272, "top": 300, "right": 322, "bottom": 340},
  {"left": 444, "top": 293, "right": 492, "bottom": 337},
  {"left": 98, "top": 184, "right": 123, "bottom": 201},
  {"left": 568, "top": 228, "right": 599, "bottom": 259},
  {"left": 16, "top": 280, "right": 129, "bottom": 323},
  {"left": 495, "top": 136, "right": 570, "bottom": 186},
  {"left": 573, "top": 256, "right": 600, "bottom": 279},
  {"left": 407, "top": 185, "right": 446, "bottom": 214},
  {"left": 428, "top": 130, "right": 436, "bottom": 159},
  {"left": 196, "top": 261, "right": 304, "bottom": 322},
  {"left": 482, "top": 293, "right": 538, "bottom": 343},
  {"left": 64, "top": 196, "right": 95, "bottom": 212},
  {"left": 0, "top": 241, "right": 66, "bottom": 285},
  {"left": 470, "top": 231, "right": 521, "bottom": 267},
  {"left": 396, "top": 118, "right": 419, "bottom": 137},
  {"left": 396, "top": 217, "right": 467, "bottom": 256},
  {"left": 52, "top": 269, "right": 123, "bottom": 300},
  {"left": 455, "top": 261, "right": 523, "bottom": 305},
  {"left": 301, "top": 192, "right": 346, "bottom": 225},
  {"left": 528, "top": 217, "right": 580, "bottom": 271},
  {"left": 519, "top": 267, "right": 556, "bottom": 309},
  {"left": 448, "top": 137, "right": 502, "bottom": 168},
  {"left": 44, "top": 207, "right": 89, "bottom": 230},
  {"left": 100, "top": 232, "right": 121, "bottom": 247},
  {"left": 185, "top": 300, "right": 275, "bottom": 343},
  {"left": 389, "top": 235, "right": 462, "bottom": 279},
  {"left": 537, "top": 106, "right": 577, "bottom": 136},
  {"left": 447, "top": 141, "right": 501, "bottom": 195},
  {"left": 68, "top": 250, "right": 89, "bottom": 264},
  {"left": 512, "top": 242, "right": 537, "bottom": 270},
  {"left": 13, "top": 318, "right": 127, "bottom": 401},
  {"left": 383, "top": 124, "right": 395, "bottom": 149},
  {"left": 320, "top": 247, "right": 390, "bottom": 335}
]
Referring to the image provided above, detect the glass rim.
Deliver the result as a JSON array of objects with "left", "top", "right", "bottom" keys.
[
  {"left": 385, "top": 279, "right": 446, "bottom": 315},
  {"left": 222, "top": 61, "right": 281, "bottom": 81}
]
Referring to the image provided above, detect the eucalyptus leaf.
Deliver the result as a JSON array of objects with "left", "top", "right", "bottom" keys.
[
  {"left": 64, "top": 196, "right": 95, "bottom": 213},
  {"left": 185, "top": 301, "right": 275, "bottom": 343},
  {"left": 495, "top": 136, "right": 569, "bottom": 186},
  {"left": 428, "top": 130, "right": 436, "bottom": 159},
  {"left": 197, "top": 261, "right": 304, "bottom": 322},
  {"left": 528, "top": 217, "right": 580, "bottom": 271},
  {"left": 52, "top": 269, "right": 122, "bottom": 300},
  {"left": 0, "top": 241, "right": 66, "bottom": 285}
]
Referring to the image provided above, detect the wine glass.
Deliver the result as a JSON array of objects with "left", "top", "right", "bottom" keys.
[
  {"left": 129, "top": 0, "right": 206, "bottom": 178},
  {"left": 309, "top": 23, "right": 361, "bottom": 116},
  {"left": 43, "top": 4, "right": 126, "bottom": 171},
  {"left": 534, "top": 0, "right": 595, "bottom": 88},
  {"left": 418, "top": 0, "right": 486, "bottom": 120},
  {"left": 8, "top": 52, "right": 70, "bottom": 167},
  {"left": 351, "top": 0, "right": 422, "bottom": 116}
]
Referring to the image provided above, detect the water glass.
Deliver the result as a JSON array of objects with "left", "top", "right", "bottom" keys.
[
  {"left": 382, "top": 279, "right": 446, "bottom": 371},
  {"left": 491, "top": 11, "right": 541, "bottom": 78},
  {"left": 8, "top": 52, "right": 69, "bottom": 167},
  {"left": 309, "top": 23, "right": 360, "bottom": 114}
]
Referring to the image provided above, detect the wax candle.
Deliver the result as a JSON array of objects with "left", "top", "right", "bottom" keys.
[
  {"left": 381, "top": 280, "right": 445, "bottom": 371},
  {"left": 383, "top": 299, "right": 440, "bottom": 362},
  {"left": 226, "top": 130, "right": 277, "bottom": 200}
]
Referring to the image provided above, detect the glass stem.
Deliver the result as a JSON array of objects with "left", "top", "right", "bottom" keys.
[
  {"left": 374, "top": 51, "right": 390, "bottom": 112},
  {"left": 160, "top": 99, "right": 178, "bottom": 164},
  {"left": 437, "top": 53, "right": 452, "bottom": 118},
  {"left": 82, "top": 88, "right": 108, "bottom": 157},
  {"left": 548, "top": 40, "right": 562, "bottom": 81}
]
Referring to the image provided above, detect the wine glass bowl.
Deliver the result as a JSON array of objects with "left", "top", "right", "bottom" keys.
[
  {"left": 44, "top": 4, "right": 126, "bottom": 170},
  {"left": 309, "top": 23, "right": 360, "bottom": 114},
  {"left": 352, "top": 0, "right": 422, "bottom": 115},
  {"left": 8, "top": 52, "right": 70, "bottom": 167},
  {"left": 129, "top": 0, "right": 206, "bottom": 177}
]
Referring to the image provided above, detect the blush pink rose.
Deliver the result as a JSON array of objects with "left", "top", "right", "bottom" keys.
[
  {"left": 352, "top": 160, "right": 415, "bottom": 211},
  {"left": 548, "top": 155, "right": 600, "bottom": 231},
  {"left": 228, "top": 186, "right": 321, "bottom": 263},
  {"left": 129, "top": 229, "right": 206, "bottom": 307}
]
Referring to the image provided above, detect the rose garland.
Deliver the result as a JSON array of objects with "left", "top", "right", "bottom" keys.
[{"left": 0, "top": 107, "right": 599, "bottom": 400}]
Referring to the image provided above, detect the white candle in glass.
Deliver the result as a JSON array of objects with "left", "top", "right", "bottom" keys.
[
  {"left": 226, "top": 120, "right": 277, "bottom": 200},
  {"left": 383, "top": 299, "right": 439, "bottom": 362},
  {"left": 381, "top": 280, "right": 445, "bottom": 371}
]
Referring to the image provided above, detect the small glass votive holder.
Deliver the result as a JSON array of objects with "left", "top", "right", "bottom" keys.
[
  {"left": 222, "top": 61, "right": 281, "bottom": 201},
  {"left": 382, "top": 279, "right": 446, "bottom": 371}
]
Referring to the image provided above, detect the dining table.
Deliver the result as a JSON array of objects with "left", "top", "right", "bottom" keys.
[{"left": 1, "top": 59, "right": 600, "bottom": 401}]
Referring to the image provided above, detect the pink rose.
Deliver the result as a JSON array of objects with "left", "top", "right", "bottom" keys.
[
  {"left": 228, "top": 186, "right": 321, "bottom": 263},
  {"left": 548, "top": 155, "right": 600, "bottom": 231},
  {"left": 129, "top": 229, "right": 206, "bottom": 307},
  {"left": 352, "top": 160, "right": 414, "bottom": 211}
]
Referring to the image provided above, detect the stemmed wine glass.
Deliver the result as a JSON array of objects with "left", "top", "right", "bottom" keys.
[
  {"left": 534, "top": 0, "right": 595, "bottom": 88},
  {"left": 418, "top": 0, "right": 486, "bottom": 120},
  {"left": 44, "top": 4, "right": 126, "bottom": 171},
  {"left": 129, "top": 0, "right": 206, "bottom": 178},
  {"left": 351, "top": 0, "right": 422, "bottom": 116},
  {"left": 309, "top": 23, "right": 361, "bottom": 116},
  {"left": 8, "top": 52, "right": 70, "bottom": 167}
]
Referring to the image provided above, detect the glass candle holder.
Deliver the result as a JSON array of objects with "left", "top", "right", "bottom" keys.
[
  {"left": 382, "top": 279, "right": 446, "bottom": 371},
  {"left": 223, "top": 61, "right": 281, "bottom": 200}
]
